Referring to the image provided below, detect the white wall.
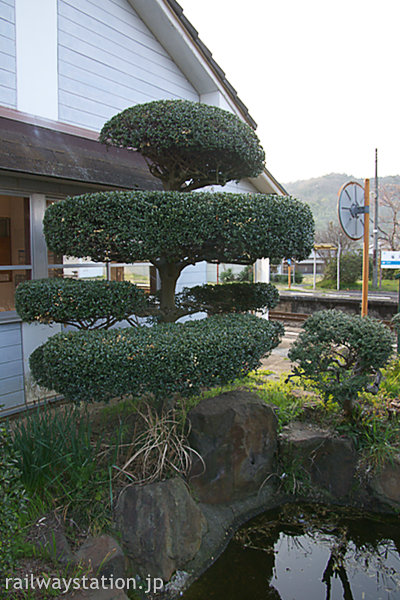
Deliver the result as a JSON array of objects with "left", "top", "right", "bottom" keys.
[
  {"left": 57, "top": 0, "right": 199, "bottom": 130},
  {"left": 15, "top": 0, "right": 58, "bottom": 119},
  {"left": 0, "top": 0, "right": 16, "bottom": 108}
]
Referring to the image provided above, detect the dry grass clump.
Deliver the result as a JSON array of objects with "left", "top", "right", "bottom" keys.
[{"left": 112, "top": 404, "right": 204, "bottom": 487}]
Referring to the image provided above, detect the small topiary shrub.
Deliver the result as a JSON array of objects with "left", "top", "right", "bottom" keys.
[
  {"left": 288, "top": 310, "right": 394, "bottom": 416},
  {"left": 99, "top": 99, "right": 265, "bottom": 191},
  {"left": 30, "top": 314, "right": 284, "bottom": 409},
  {"left": 0, "top": 424, "right": 26, "bottom": 578},
  {"left": 15, "top": 278, "right": 147, "bottom": 328},
  {"left": 178, "top": 282, "right": 279, "bottom": 315}
]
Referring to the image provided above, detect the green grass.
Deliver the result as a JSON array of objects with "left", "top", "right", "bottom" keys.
[
  {"left": 11, "top": 404, "right": 122, "bottom": 533},
  {"left": 315, "top": 278, "right": 398, "bottom": 292}
]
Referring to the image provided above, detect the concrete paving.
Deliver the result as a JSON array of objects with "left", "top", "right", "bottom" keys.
[{"left": 260, "top": 328, "right": 298, "bottom": 376}]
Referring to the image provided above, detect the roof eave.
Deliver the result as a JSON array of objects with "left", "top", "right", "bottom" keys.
[{"left": 129, "top": 0, "right": 257, "bottom": 128}]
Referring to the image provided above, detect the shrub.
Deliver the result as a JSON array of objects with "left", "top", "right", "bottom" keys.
[
  {"left": 178, "top": 282, "right": 279, "bottom": 314},
  {"left": 220, "top": 265, "right": 253, "bottom": 283},
  {"left": 12, "top": 405, "right": 97, "bottom": 497},
  {"left": 391, "top": 313, "right": 400, "bottom": 335},
  {"left": 30, "top": 314, "right": 284, "bottom": 408},
  {"left": 0, "top": 424, "right": 26, "bottom": 578},
  {"left": 99, "top": 99, "right": 265, "bottom": 191},
  {"left": 382, "top": 268, "right": 400, "bottom": 280},
  {"left": 288, "top": 310, "right": 394, "bottom": 416},
  {"left": 15, "top": 278, "right": 147, "bottom": 328},
  {"left": 219, "top": 268, "right": 236, "bottom": 283},
  {"left": 236, "top": 265, "right": 253, "bottom": 282},
  {"left": 323, "top": 251, "right": 372, "bottom": 285},
  {"left": 271, "top": 272, "right": 303, "bottom": 284}
]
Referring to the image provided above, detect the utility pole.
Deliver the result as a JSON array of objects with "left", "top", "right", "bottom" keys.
[
  {"left": 372, "top": 148, "right": 379, "bottom": 288},
  {"left": 362, "top": 179, "right": 370, "bottom": 317}
]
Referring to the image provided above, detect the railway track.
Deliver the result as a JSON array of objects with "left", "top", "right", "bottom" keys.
[
  {"left": 269, "top": 310, "right": 394, "bottom": 329},
  {"left": 269, "top": 311, "right": 310, "bottom": 324}
]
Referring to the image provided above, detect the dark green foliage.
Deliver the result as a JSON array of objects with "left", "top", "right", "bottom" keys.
[
  {"left": 15, "top": 278, "right": 147, "bottom": 328},
  {"left": 236, "top": 265, "right": 253, "bottom": 282},
  {"left": 288, "top": 310, "right": 394, "bottom": 415},
  {"left": 271, "top": 272, "right": 304, "bottom": 284},
  {"left": 0, "top": 424, "right": 26, "bottom": 577},
  {"left": 220, "top": 265, "right": 253, "bottom": 283},
  {"left": 382, "top": 268, "right": 400, "bottom": 280},
  {"left": 99, "top": 100, "right": 265, "bottom": 191},
  {"left": 43, "top": 190, "right": 315, "bottom": 266},
  {"left": 324, "top": 251, "right": 372, "bottom": 285},
  {"left": 30, "top": 314, "right": 284, "bottom": 406},
  {"left": 12, "top": 405, "right": 118, "bottom": 529},
  {"left": 178, "top": 282, "right": 279, "bottom": 315},
  {"left": 219, "top": 267, "right": 236, "bottom": 283},
  {"left": 13, "top": 406, "right": 96, "bottom": 495}
]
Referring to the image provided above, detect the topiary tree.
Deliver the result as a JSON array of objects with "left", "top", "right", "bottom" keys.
[
  {"left": 288, "top": 310, "right": 394, "bottom": 417},
  {"left": 99, "top": 99, "right": 265, "bottom": 192},
  {"left": 17, "top": 100, "right": 314, "bottom": 407},
  {"left": 43, "top": 189, "right": 313, "bottom": 321}
]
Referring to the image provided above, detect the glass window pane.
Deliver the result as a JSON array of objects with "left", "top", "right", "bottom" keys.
[{"left": 0, "top": 195, "right": 31, "bottom": 312}]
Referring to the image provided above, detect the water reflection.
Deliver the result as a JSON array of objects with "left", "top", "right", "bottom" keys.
[{"left": 182, "top": 504, "right": 400, "bottom": 600}]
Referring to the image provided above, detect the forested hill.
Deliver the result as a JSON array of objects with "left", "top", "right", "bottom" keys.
[{"left": 284, "top": 173, "right": 400, "bottom": 232}]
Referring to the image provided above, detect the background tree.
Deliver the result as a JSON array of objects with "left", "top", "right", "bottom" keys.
[
  {"left": 377, "top": 183, "right": 400, "bottom": 251},
  {"left": 315, "top": 221, "right": 360, "bottom": 269},
  {"left": 322, "top": 251, "right": 369, "bottom": 286}
]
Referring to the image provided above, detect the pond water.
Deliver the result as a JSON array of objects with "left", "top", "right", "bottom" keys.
[{"left": 182, "top": 503, "right": 400, "bottom": 600}]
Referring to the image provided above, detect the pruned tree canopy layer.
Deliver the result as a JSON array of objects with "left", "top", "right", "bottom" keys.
[
  {"left": 99, "top": 100, "right": 265, "bottom": 191},
  {"left": 44, "top": 190, "right": 314, "bottom": 267}
]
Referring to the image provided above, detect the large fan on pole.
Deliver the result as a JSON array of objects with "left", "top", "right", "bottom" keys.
[
  {"left": 337, "top": 179, "right": 370, "bottom": 316},
  {"left": 338, "top": 181, "right": 366, "bottom": 240}
]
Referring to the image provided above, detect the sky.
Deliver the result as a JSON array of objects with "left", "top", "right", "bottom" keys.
[{"left": 178, "top": 0, "right": 400, "bottom": 184}]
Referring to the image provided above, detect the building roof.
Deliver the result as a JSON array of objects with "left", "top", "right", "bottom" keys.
[
  {"left": 164, "top": 0, "right": 257, "bottom": 129},
  {"left": 0, "top": 0, "right": 286, "bottom": 195},
  {"left": 0, "top": 116, "right": 162, "bottom": 190}
]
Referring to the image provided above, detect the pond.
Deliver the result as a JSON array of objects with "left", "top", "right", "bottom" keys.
[{"left": 182, "top": 503, "right": 400, "bottom": 600}]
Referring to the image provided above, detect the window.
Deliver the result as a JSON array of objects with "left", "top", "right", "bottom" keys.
[{"left": 0, "top": 195, "right": 31, "bottom": 312}]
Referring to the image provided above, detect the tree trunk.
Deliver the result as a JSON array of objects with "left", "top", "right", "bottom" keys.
[{"left": 157, "top": 262, "right": 182, "bottom": 322}]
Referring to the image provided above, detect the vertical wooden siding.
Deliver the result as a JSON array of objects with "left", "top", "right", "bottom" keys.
[
  {"left": 0, "top": 0, "right": 16, "bottom": 108},
  {"left": 0, "top": 321, "right": 25, "bottom": 412},
  {"left": 58, "top": 0, "right": 199, "bottom": 131}
]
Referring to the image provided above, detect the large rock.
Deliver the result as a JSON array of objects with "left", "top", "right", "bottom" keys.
[
  {"left": 279, "top": 422, "right": 357, "bottom": 498},
  {"left": 188, "top": 391, "right": 278, "bottom": 504},
  {"left": 115, "top": 477, "right": 206, "bottom": 581},
  {"left": 75, "top": 535, "right": 126, "bottom": 580},
  {"left": 63, "top": 588, "right": 129, "bottom": 600},
  {"left": 370, "top": 454, "right": 400, "bottom": 509}
]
